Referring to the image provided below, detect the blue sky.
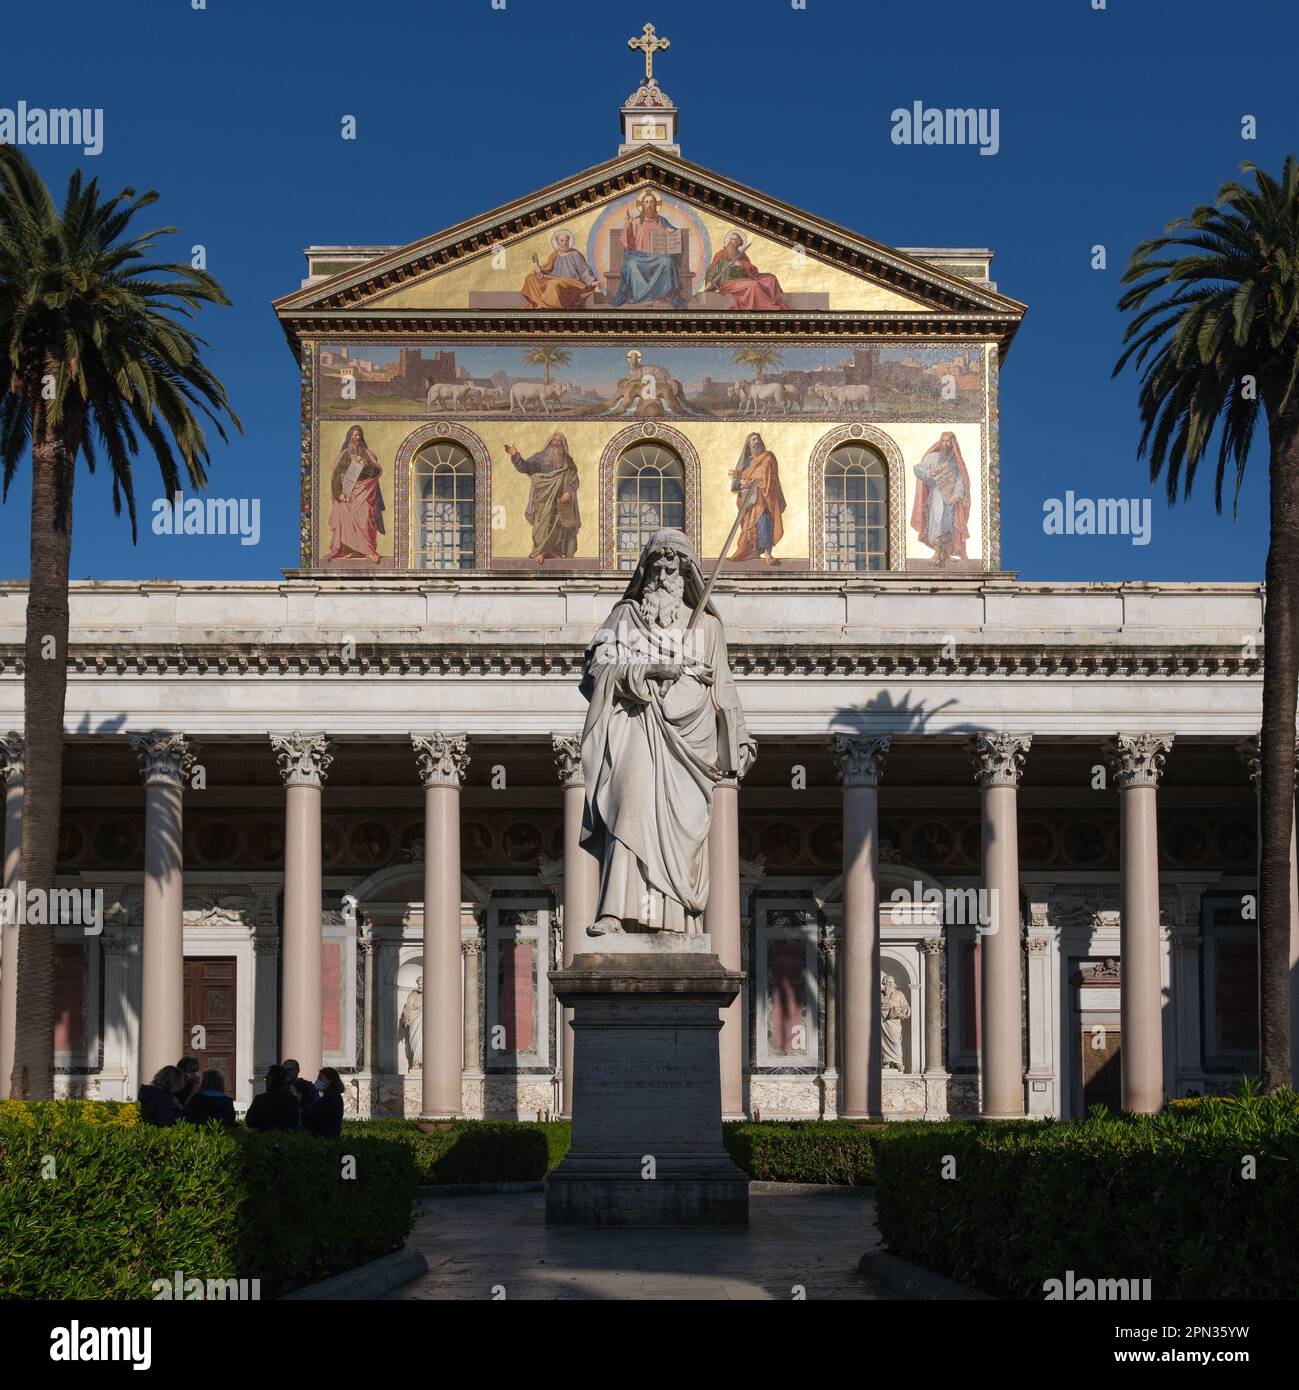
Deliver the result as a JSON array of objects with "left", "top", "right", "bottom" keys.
[{"left": 1, "top": 0, "right": 1294, "bottom": 582}]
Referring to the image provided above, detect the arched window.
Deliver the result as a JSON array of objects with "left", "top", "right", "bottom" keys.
[
  {"left": 824, "top": 443, "right": 888, "bottom": 571},
  {"left": 614, "top": 441, "right": 685, "bottom": 570},
  {"left": 412, "top": 440, "right": 475, "bottom": 570}
]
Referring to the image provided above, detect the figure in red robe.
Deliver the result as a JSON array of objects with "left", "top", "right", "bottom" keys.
[
  {"left": 327, "top": 426, "right": 384, "bottom": 562},
  {"left": 910, "top": 431, "right": 971, "bottom": 565},
  {"left": 704, "top": 232, "right": 789, "bottom": 310}
]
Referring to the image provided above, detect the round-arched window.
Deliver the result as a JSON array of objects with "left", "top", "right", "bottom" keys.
[
  {"left": 614, "top": 441, "right": 685, "bottom": 570},
  {"left": 412, "top": 440, "right": 475, "bottom": 569},
  {"left": 824, "top": 443, "right": 887, "bottom": 571}
]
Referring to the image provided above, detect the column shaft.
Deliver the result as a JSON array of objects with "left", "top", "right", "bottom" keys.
[
  {"left": 706, "top": 775, "right": 745, "bottom": 1119},
  {"left": 140, "top": 777, "right": 185, "bottom": 1082},
  {"left": 923, "top": 939, "right": 944, "bottom": 1074},
  {"left": 560, "top": 782, "right": 597, "bottom": 1118},
  {"left": 980, "top": 782, "right": 1024, "bottom": 1117},
  {"left": 423, "top": 783, "right": 463, "bottom": 1119},
  {"left": 462, "top": 936, "right": 482, "bottom": 1074},
  {"left": 841, "top": 782, "right": 882, "bottom": 1119},
  {"left": 281, "top": 782, "right": 323, "bottom": 1077},
  {"left": 1119, "top": 783, "right": 1164, "bottom": 1113}
]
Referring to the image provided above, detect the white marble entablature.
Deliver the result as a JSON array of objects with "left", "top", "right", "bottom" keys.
[{"left": 0, "top": 577, "right": 1265, "bottom": 739}]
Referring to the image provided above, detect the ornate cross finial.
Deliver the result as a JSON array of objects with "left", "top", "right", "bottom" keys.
[{"left": 628, "top": 22, "right": 670, "bottom": 83}]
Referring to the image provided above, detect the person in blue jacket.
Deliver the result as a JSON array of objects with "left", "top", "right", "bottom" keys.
[{"left": 181, "top": 1069, "right": 237, "bottom": 1127}]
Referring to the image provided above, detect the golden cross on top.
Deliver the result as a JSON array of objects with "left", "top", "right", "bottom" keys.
[{"left": 628, "top": 22, "right": 670, "bottom": 83}]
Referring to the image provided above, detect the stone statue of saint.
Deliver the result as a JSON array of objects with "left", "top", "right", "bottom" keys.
[
  {"left": 399, "top": 974, "right": 424, "bottom": 1069},
  {"left": 880, "top": 974, "right": 911, "bottom": 1071},
  {"left": 580, "top": 528, "right": 755, "bottom": 934}
]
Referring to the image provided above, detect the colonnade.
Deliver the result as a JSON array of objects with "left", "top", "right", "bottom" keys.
[{"left": 0, "top": 728, "right": 1189, "bottom": 1115}]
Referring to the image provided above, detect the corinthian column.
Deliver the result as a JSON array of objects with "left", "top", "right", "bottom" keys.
[
  {"left": 413, "top": 733, "right": 470, "bottom": 1120},
  {"left": 1104, "top": 732, "right": 1174, "bottom": 1115},
  {"left": 922, "top": 935, "right": 944, "bottom": 1075},
  {"left": 130, "top": 732, "right": 194, "bottom": 1085},
  {"left": 969, "top": 732, "right": 1031, "bottom": 1119},
  {"left": 553, "top": 734, "right": 597, "bottom": 1120},
  {"left": 832, "top": 733, "right": 889, "bottom": 1120},
  {"left": 0, "top": 733, "right": 24, "bottom": 1099},
  {"left": 271, "top": 732, "right": 332, "bottom": 1079}
]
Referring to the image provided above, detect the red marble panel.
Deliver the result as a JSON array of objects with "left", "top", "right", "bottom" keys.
[
  {"left": 768, "top": 940, "right": 805, "bottom": 1054},
  {"left": 53, "top": 942, "right": 86, "bottom": 1053},
  {"left": 321, "top": 940, "right": 343, "bottom": 1052},
  {"left": 500, "top": 940, "right": 535, "bottom": 1053}
]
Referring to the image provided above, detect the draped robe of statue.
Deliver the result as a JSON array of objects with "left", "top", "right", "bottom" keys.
[
  {"left": 911, "top": 430, "right": 971, "bottom": 563},
  {"left": 579, "top": 530, "right": 755, "bottom": 933},
  {"left": 520, "top": 245, "right": 600, "bottom": 309},
  {"left": 510, "top": 436, "right": 581, "bottom": 558}
]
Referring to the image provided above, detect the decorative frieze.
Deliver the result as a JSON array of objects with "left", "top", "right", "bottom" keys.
[
  {"left": 270, "top": 731, "right": 333, "bottom": 787},
  {"left": 128, "top": 731, "right": 195, "bottom": 787},
  {"left": 968, "top": 732, "right": 1031, "bottom": 788},
  {"left": 830, "top": 733, "right": 889, "bottom": 788},
  {"left": 411, "top": 733, "right": 470, "bottom": 789},
  {"left": 1102, "top": 732, "right": 1174, "bottom": 789}
]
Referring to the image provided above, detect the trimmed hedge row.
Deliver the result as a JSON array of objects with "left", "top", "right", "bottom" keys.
[
  {"left": 344, "top": 1117, "right": 886, "bottom": 1185},
  {"left": 345, "top": 1118, "right": 571, "bottom": 1183},
  {"left": 873, "top": 1093, "right": 1299, "bottom": 1300},
  {"left": 723, "top": 1121, "right": 881, "bottom": 1184},
  {"left": 1, "top": 1103, "right": 419, "bottom": 1299}
]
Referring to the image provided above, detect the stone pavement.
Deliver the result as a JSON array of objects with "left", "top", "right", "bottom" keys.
[{"left": 390, "top": 1189, "right": 891, "bottom": 1300}]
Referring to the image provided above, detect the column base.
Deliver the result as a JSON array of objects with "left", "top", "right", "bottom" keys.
[
  {"left": 722, "top": 1111, "right": 748, "bottom": 1122},
  {"left": 838, "top": 1112, "right": 886, "bottom": 1124},
  {"left": 976, "top": 1109, "right": 1027, "bottom": 1122}
]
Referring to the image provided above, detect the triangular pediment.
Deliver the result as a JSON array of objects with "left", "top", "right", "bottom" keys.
[{"left": 273, "top": 149, "right": 1024, "bottom": 338}]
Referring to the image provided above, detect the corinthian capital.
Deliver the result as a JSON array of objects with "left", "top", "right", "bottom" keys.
[
  {"left": 412, "top": 732, "right": 470, "bottom": 789},
  {"left": 129, "top": 731, "right": 195, "bottom": 786},
  {"left": 1, "top": 732, "right": 24, "bottom": 787},
  {"left": 551, "top": 733, "right": 584, "bottom": 788},
  {"left": 270, "top": 732, "right": 333, "bottom": 787},
  {"left": 1103, "top": 732, "right": 1174, "bottom": 789},
  {"left": 831, "top": 733, "right": 890, "bottom": 788},
  {"left": 969, "top": 732, "right": 1032, "bottom": 789}
]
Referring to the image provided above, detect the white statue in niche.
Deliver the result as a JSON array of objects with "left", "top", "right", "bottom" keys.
[
  {"left": 880, "top": 974, "right": 911, "bottom": 1071},
  {"left": 399, "top": 974, "right": 424, "bottom": 1070}
]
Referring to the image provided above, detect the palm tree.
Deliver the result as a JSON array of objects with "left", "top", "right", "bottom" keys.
[
  {"left": 0, "top": 148, "right": 240, "bottom": 1098},
  {"left": 732, "top": 345, "right": 783, "bottom": 383},
  {"left": 521, "top": 345, "right": 571, "bottom": 386},
  {"left": 1114, "top": 156, "right": 1299, "bottom": 1093}
]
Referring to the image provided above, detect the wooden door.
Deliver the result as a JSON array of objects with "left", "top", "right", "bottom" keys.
[{"left": 183, "top": 957, "right": 237, "bottom": 1088}]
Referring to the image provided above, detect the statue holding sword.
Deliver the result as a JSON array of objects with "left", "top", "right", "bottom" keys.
[{"left": 578, "top": 491, "right": 760, "bottom": 935}]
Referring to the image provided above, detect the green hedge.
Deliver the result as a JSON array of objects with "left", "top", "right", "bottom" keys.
[
  {"left": 873, "top": 1093, "right": 1299, "bottom": 1299},
  {"left": 0, "top": 1103, "right": 419, "bottom": 1299},
  {"left": 723, "top": 1121, "right": 882, "bottom": 1184},
  {"left": 345, "top": 1118, "right": 571, "bottom": 1183}
]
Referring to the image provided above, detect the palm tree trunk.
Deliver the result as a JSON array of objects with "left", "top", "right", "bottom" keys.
[
  {"left": 9, "top": 400, "right": 78, "bottom": 1100},
  {"left": 1259, "top": 398, "right": 1299, "bottom": 1093}
]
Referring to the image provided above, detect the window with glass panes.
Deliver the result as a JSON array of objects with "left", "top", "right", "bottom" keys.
[
  {"left": 824, "top": 444, "right": 887, "bottom": 571},
  {"left": 412, "top": 441, "right": 475, "bottom": 569},
  {"left": 615, "top": 442, "right": 686, "bottom": 570}
]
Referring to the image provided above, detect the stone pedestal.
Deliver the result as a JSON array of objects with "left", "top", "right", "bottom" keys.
[{"left": 545, "top": 933, "right": 749, "bottom": 1227}]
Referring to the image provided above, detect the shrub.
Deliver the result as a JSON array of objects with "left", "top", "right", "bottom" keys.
[
  {"left": 0, "top": 1102, "right": 418, "bottom": 1299},
  {"left": 344, "top": 1118, "right": 570, "bottom": 1183},
  {"left": 723, "top": 1121, "right": 882, "bottom": 1184},
  {"left": 873, "top": 1094, "right": 1299, "bottom": 1299}
]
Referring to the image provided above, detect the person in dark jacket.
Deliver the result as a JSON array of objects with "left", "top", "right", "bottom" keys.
[
  {"left": 181, "top": 1069, "right": 237, "bottom": 1127},
  {"left": 244, "top": 1064, "right": 301, "bottom": 1132},
  {"left": 289, "top": 1077, "right": 316, "bottom": 1111},
  {"left": 175, "top": 1056, "right": 201, "bottom": 1107},
  {"left": 301, "top": 1066, "right": 345, "bottom": 1138},
  {"left": 138, "top": 1066, "right": 184, "bottom": 1127}
]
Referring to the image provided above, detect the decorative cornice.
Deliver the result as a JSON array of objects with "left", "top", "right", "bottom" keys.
[
  {"left": 411, "top": 732, "right": 470, "bottom": 789},
  {"left": 129, "top": 731, "right": 195, "bottom": 787},
  {"left": 551, "top": 734, "right": 584, "bottom": 788},
  {"left": 1102, "top": 732, "right": 1174, "bottom": 790},
  {"left": 969, "top": 732, "right": 1032, "bottom": 789},
  {"left": 0, "top": 731, "right": 23, "bottom": 787},
  {"left": 831, "top": 733, "right": 889, "bottom": 788},
  {"left": 270, "top": 732, "right": 333, "bottom": 788},
  {"left": 20, "top": 643, "right": 1263, "bottom": 682}
]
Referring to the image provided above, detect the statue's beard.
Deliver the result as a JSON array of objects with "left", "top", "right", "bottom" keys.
[{"left": 640, "top": 572, "right": 685, "bottom": 628}]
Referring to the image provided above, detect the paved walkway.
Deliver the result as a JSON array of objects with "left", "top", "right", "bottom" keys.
[{"left": 391, "top": 1189, "right": 890, "bottom": 1301}]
